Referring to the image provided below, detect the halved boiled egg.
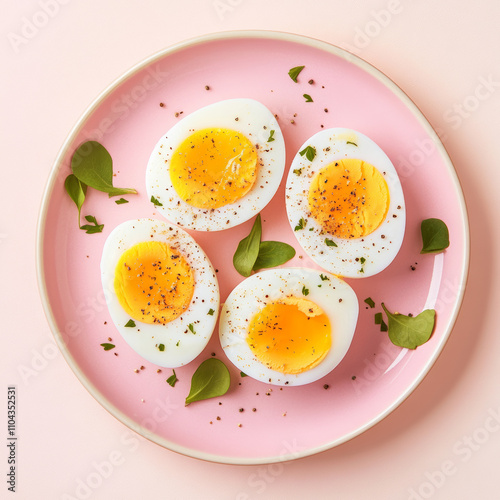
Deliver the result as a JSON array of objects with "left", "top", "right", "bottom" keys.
[
  {"left": 100, "top": 219, "right": 219, "bottom": 367},
  {"left": 219, "top": 268, "right": 358, "bottom": 386},
  {"left": 286, "top": 128, "right": 405, "bottom": 278},
  {"left": 146, "top": 99, "right": 286, "bottom": 231}
]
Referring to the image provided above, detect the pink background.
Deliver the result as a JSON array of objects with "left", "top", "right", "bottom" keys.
[{"left": 2, "top": 1, "right": 499, "bottom": 499}]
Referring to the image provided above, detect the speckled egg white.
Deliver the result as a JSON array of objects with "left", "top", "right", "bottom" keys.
[
  {"left": 146, "top": 98, "right": 286, "bottom": 231},
  {"left": 219, "top": 268, "right": 358, "bottom": 386},
  {"left": 286, "top": 128, "right": 406, "bottom": 278},
  {"left": 100, "top": 218, "right": 219, "bottom": 367}
]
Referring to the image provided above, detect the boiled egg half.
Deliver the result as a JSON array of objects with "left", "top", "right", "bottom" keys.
[
  {"left": 286, "top": 128, "right": 405, "bottom": 278},
  {"left": 146, "top": 99, "right": 285, "bottom": 231},
  {"left": 100, "top": 219, "right": 219, "bottom": 367},
  {"left": 219, "top": 268, "right": 358, "bottom": 386}
]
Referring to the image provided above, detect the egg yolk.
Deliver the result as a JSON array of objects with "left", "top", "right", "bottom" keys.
[
  {"left": 246, "top": 297, "right": 332, "bottom": 375},
  {"left": 114, "top": 241, "right": 195, "bottom": 325},
  {"left": 169, "top": 128, "right": 259, "bottom": 209},
  {"left": 308, "top": 158, "right": 390, "bottom": 239}
]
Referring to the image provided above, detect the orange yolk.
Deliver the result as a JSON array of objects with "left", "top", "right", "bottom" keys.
[
  {"left": 114, "top": 241, "right": 194, "bottom": 325},
  {"left": 169, "top": 128, "right": 259, "bottom": 209},
  {"left": 308, "top": 158, "right": 390, "bottom": 239},
  {"left": 246, "top": 297, "right": 332, "bottom": 375}
]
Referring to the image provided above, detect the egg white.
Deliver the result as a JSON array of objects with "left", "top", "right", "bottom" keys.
[
  {"left": 146, "top": 98, "right": 286, "bottom": 231},
  {"left": 100, "top": 218, "right": 219, "bottom": 367},
  {"left": 219, "top": 268, "right": 358, "bottom": 386},
  {"left": 285, "top": 128, "right": 406, "bottom": 278}
]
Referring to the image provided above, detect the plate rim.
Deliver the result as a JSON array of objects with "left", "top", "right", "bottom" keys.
[{"left": 36, "top": 29, "right": 470, "bottom": 465}]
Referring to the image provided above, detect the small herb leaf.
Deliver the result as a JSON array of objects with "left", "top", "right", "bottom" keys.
[
  {"left": 302, "top": 285, "right": 309, "bottom": 296},
  {"left": 325, "top": 238, "right": 337, "bottom": 247},
  {"left": 303, "top": 94, "right": 313, "bottom": 102},
  {"left": 233, "top": 214, "right": 262, "bottom": 277},
  {"left": 64, "top": 174, "right": 87, "bottom": 227},
  {"left": 115, "top": 197, "right": 129, "bottom": 205},
  {"left": 293, "top": 168, "right": 302, "bottom": 176},
  {"left": 71, "top": 141, "right": 137, "bottom": 197},
  {"left": 288, "top": 65, "right": 305, "bottom": 83},
  {"left": 124, "top": 319, "right": 136, "bottom": 328},
  {"left": 421, "top": 218, "right": 450, "bottom": 254},
  {"left": 100, "top": 343, "right": 115, "bottom": 351},
  {"left": 167, "top": 370, "right": 178, "bottom": 387},
  {"left": 267, "top": 130, "right": 275, "bottom": 142},
  {"left": 346, "top": 141, "right": 358, "bottom": 147},
  {"left": 188, "top": 323, "right": 196, "bottom": 334},
  {"left": 240, "top": 371, "right": 248, "bottom": 377},
  {"left": 253, "top": 241, "right": 296, "bottom": 271},
  {"left": 185, "top": 358, "right": 230, "bottom": 406},
  {"left": 158, "top": 343, "right": 165, "bottom": 352},
  {"left": 208, "top": 308, "right": 215, "bottom": 316},
  {"left": 381, "top": 303, "right": 436, "bottom": 349},
  {"left": 151, "top": 195, "right": 163, "bottom": 207},
  {"left": 299, "top": 145, "right": 316, "bottom": 161},
  {"left": 80, "top": 215, "right": 104, "bottom": 234},
  {"left": 319, "top": 274, "right": 330, "bottom": 281},
  {"left": 294, "top": 217, "right": 307, "bottom": 231},
  {"left": 364, "top": 297, "right": 376, "bottom": 308}
]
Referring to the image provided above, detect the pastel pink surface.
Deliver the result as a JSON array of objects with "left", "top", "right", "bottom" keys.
[{"left": 39, "top": 33, "right": 467, "bottom": 463}]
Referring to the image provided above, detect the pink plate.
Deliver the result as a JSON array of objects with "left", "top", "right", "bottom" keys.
[{"left": 37, "top": 31, "right": 469, "bottom": 464}]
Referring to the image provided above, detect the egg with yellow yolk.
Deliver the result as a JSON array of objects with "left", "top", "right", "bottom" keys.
[
  {"left": 219, "top": 268, "right": 358, "bottom": 386},
  {"left": 286, "top": 128, "right": 405, "bottom": 278},
  {"left": 146, "top": 99, "right": 286, "bottom": 231},
  {"left": 101, "top": 219, "right": 219, "bottom": 367}
]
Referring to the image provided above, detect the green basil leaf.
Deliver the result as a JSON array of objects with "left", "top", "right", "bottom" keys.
[
  {"left": 64, "top": 174, "right": 87, "bottom": 227},
  {"left": 288, "top": 65, "right": 305, "bottom": 82},
  {"left": 80, "top": 214, "right": 104, "bottom": 234},
  {"left": 233, "top": 214, "right": 262, "bottom": 277},
  {"left": 294, "top": 217, "right": 307, "bottom": 231},
  {"left": 420, "top": 218, "right": 450, "bottom": 254},
  {"left": 364, "top": 297, "right": 375, "bottom": 308},
  {"left": 374, "top": 312, "right": 388, "bottom": 331},
  {"left": 381, "top": 303, "right": 436, "bottom": 349},
  {"left": 151, "top": 195, "right": 163, "bottom": 207},
  {"left": 185, "top": 358, "right": 230, "bottom": 406},
  {"left": 71, "top": 141, "right": 137, "bottom": 197},
  {"left": 167, "top": 370, "right": 178, "bottom": 387},
  {"left": 100, "top": 343, "right": 115, "bottom": 351},
  {"left": 253, "top": 241, "right": 296, "bottom": 271},
  {"left": 299, "top": 145, "right": 316, "bottom": 161},
  {"left": 303, "top": 94, "right": 313, "bottom": 102}
]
